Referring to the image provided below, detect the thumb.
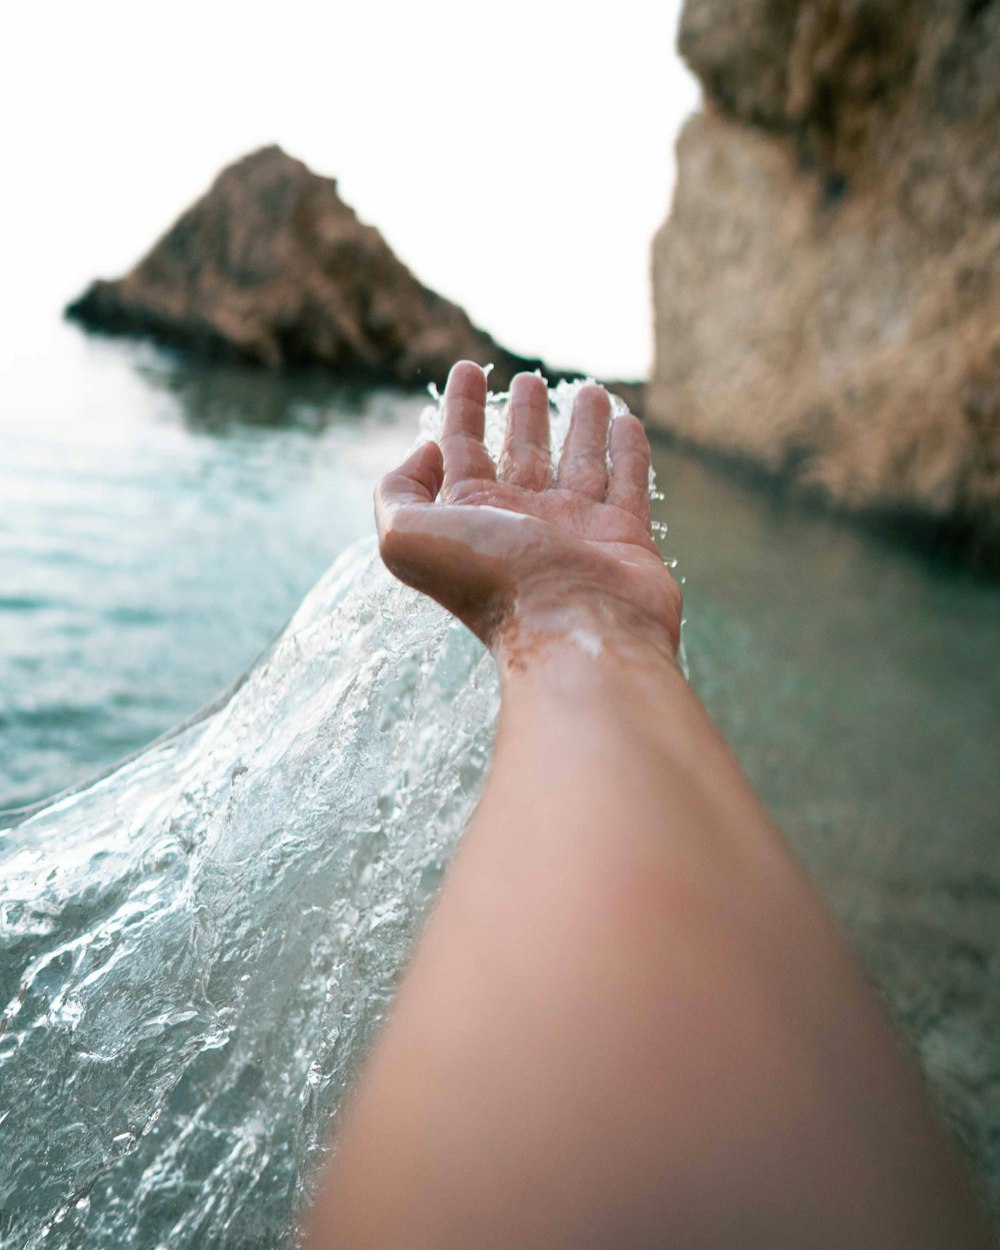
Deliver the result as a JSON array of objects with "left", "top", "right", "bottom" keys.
[{"left": 375, "top": 440, "right": 444, "bottom": 541}]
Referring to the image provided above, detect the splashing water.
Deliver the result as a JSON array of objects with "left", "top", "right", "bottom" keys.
[{"left": 0, "top": 382, "right": 666, "bottom": 1248}]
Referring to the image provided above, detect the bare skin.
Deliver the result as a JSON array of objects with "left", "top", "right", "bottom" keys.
[{"left": 305, "top": 362, "right": 992, "bottom": 1248}]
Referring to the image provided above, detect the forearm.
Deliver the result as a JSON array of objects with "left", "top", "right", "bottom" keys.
[{"left": 308, "top": 633, "right": 990, "bottom": 1248}]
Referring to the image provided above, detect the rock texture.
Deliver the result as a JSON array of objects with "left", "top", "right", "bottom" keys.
[
  {"left": 67, "top": 146, "right": 544, "bottom": 391},
  {"left": 650, "top": 0, "right": 1000, "bottom": 562}
]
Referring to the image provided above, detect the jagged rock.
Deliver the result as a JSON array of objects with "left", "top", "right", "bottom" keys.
[
  {"left": 67, "top": 146, "right": 544, "bottom": 391},
  {"left": 651, "top": 0, "right": 1000, "bottom": 562}
]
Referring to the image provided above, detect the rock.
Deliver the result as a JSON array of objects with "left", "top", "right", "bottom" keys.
[
  {"left": 67, "top": 146, "right": 545, "bottom": 391},
  {"left": 651, "top": 0, "right": 1000, "bottom": 563}
]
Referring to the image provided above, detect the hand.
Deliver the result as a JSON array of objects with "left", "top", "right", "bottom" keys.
[{"left": 375, "top": 362, "right": 682, "bottom": 665}]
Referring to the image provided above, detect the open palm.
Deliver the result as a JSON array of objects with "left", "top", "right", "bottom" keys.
[{"left": 375, "top": 363, "right": 681, "bottom": 659}]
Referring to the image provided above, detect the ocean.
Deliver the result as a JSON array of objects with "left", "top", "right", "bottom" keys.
[{"left": 1, "top": 316, "right": 998, "bottom": 1239}]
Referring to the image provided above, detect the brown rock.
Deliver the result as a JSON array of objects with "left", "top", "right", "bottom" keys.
[
  {"left": 67, "top": 146, "right": 545, "bottom": 391},
  {"left": 651, "top": 0, "right": 1000, "bottom": 563}
]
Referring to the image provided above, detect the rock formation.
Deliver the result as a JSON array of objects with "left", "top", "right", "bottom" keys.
[
  {"left": 650, "top": 0, "right": 1000, "bottom": 562},
  {"left": 67, "top": 146, "right": 544, "bottom": 391}
]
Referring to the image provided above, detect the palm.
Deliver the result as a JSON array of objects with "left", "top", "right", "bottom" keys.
[
  {"left": 376, "top": 364, "right": 681, "bottom": 655},
  {"left": 445, "top": 476, "right": 647, "bottom": 545}
]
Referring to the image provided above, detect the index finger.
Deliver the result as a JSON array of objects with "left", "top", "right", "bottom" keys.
[{"left": 440, "top": 361, "right": 496, "bottom": 492}]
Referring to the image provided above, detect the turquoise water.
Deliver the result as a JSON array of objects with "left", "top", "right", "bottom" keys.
[
  {"left": 659, "top": 444, "right": 1000, "bottom": 1211},
  {"left": 0, "top": 327, "right": 419, "bottom": 809},
  {"left": 1, "top": 323, "right": 998, "bottom": 1226}
]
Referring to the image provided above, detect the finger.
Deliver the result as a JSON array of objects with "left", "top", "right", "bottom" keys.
[
  {"left": 440, "top": 360, "right": 495, "bottom": 491},
  {"left": 374, "top": 440, "right": 444, "bottom": 535},
  {"left": 497, "top": 373, "right": 551, "bottom": 490},
  {"left": 606, "top": 413, "right": 653, "bottom": 530},
  {"left": 555, "top": 383, "right": 611, "bottom": 499}
]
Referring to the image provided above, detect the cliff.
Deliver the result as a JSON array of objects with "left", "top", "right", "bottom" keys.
[
  {"left": 67, "top": 146, "right": 544, "bottom": 391},
  {"left": 650, "top": 0, "right": 1000, "bottom": 562}
]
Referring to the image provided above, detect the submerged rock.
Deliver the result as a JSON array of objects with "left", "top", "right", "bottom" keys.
[
  {"left": 67, "top": 146, "right": 544, "bottom": 390},
  {"left": 650, "top": 0, "right": 1000, "bottom": 563}
]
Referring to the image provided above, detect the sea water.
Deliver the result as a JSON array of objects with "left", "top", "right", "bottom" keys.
[
  {"left": 0, "top": 331, "right": 422, "bottom": 811},
  {"left": 2, "top": 335, "right": 999, "bottom": 1241},
  {"left": 1, "top": 539, "right": 493, "bottom": 1247}
]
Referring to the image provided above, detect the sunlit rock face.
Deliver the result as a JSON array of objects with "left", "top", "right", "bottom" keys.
[
  {"left": 650, "top": 0, "right": 1000, "bottom": 564},
  {"left": 67, "top": 146, "right": 543, "bottom": 390}
]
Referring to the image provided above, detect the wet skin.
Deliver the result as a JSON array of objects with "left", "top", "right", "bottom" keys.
[
  {"left": 307, "top": 363, "right": 992, "bottom": 1249},
  {"left": 374, "top": 365, "right": 682, "bottom": 667}
]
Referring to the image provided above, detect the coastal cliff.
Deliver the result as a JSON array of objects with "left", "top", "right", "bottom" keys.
[
  {"left": 650, "top": 0, "right": 1000, "bottom": 562},
  {"left": 67, "top": 146, "right": 543, "bottom": 391}
]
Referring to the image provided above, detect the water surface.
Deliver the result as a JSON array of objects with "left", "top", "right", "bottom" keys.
[
  {"left": 1, "top": 327, "right": 998, "bottom": 1233},
  {"left": 660, "top": 442, "right": 1000, "bottom": 1205},
  {"left": 1, "top": 327, "right": 419, "bottom": 808}
]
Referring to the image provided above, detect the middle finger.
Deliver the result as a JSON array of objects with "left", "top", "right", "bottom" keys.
[
  {"left": 555, "top": 384, "right": 611, "bottom": 500},
  {"left": 497, "top": 373, "right": 552, "bottom": 491}
]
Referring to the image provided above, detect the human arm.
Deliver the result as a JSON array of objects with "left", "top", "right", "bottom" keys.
[{"left": 304, "top": 363, "right": 992, "bottom": 1248}]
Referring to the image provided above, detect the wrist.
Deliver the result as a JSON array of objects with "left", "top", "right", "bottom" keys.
[
  {"left": 488, "top": 601, "right": 692, "bottom": 784},
  {"left": 492, "top": 594, "right": 681, "bottom": 686}
]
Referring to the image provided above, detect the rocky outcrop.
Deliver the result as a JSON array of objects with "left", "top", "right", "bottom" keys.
[
  {"left": 67, "top": 146, "right": 544, "bottom": 391},
  {"left": 650, "top": 0, "right": 1000, "bottom": 562}
]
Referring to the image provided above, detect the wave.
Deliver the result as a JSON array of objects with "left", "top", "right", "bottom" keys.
[{"left": 0, "top": 380, "right": 642, "bottom": 1247}]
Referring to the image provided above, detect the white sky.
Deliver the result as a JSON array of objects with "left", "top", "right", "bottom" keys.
[{"left": 4, "top": 0, "right": 699, "bottom": 379}]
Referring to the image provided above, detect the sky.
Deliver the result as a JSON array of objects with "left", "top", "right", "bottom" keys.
[{"left": 4, "top": 1, "right": 699, "bottom": 379}]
